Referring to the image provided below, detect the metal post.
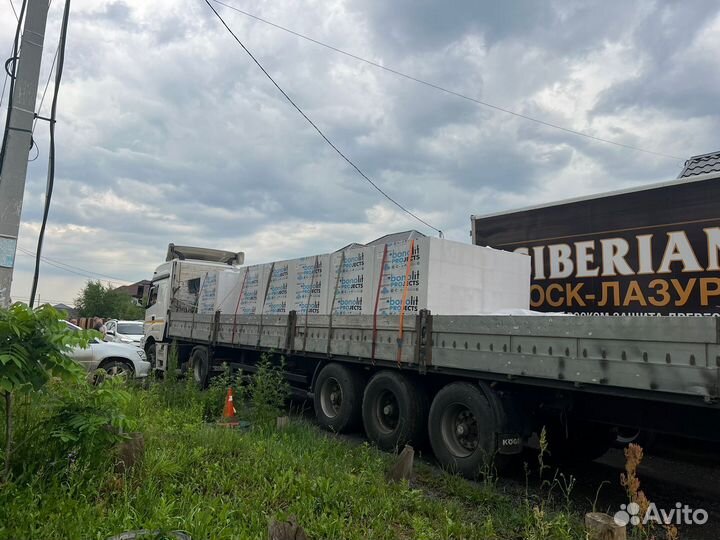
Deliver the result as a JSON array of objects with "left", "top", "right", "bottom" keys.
[{"left": 0, "top": 0, "right": 50, "bottom": 307}]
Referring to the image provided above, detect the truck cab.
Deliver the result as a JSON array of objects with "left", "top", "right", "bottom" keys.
[{"left": 142, "top": 244, "right": 243, "bottom": 367}]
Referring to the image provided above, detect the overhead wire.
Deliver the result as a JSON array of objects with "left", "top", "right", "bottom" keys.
[
  {"left": 32, "top": 45, "right": 59, "bottom": 133},
  {"left": 32, "top": 0, "right": 56, "bottom": 134},
  {"left": 17, "top": 246, "right": 131, "bottom": 283},
  {"left": 13, "top": 295, "right": 77, "bottom": 305},
  {"left": 29, "top": 0, "right": 71, "bottom": 307},
  {"left": 7, "top": 0, "right": 17, "bottom": 21},
  {"left": 203, "top": 0, "right": 443, "bottom": 237},
  {"left": 210, "top": 0, "right": 683, "bottom": 162},
  {"left": 0, "top": 0, "right": 26, "bottom": 173},
  {"left": 0, "top": 46, "right": 13, "bottom": 109}
]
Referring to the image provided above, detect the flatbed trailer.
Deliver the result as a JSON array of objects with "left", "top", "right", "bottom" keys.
[{"left": 156, "top": 309, "right": 720, "bottom": 475}]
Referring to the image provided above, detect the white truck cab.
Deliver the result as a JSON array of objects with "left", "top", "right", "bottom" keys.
[{"left": 143, "top": 244, "right": 243, "bottom": 367}]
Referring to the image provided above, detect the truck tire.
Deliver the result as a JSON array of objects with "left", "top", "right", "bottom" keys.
[
  {"left": 191, "top": 346, "right": 209, "bottom": 389},
  {"left": 544, "top": 420, "right": 615, "bottom": 463},
  {"left": 428, "top": 382, "right": 500, "bottom": 477},
  {"left": 144, "top": 340, "right": 156, "bottom": 369},
  {"left": 313, "top": 363, "right": 364, "bottom": 433},
  {"left": 362, "top": 371, "right": 427, "bottom": 451}
]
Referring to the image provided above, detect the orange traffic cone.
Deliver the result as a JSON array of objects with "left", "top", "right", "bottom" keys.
[{"left": 219, "top": 387, "right": 239, "bottom": 427}]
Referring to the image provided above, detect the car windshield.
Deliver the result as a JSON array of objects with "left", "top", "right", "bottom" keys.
[{"left": 117, "top": 323, "right": 143, "bottom": 335}]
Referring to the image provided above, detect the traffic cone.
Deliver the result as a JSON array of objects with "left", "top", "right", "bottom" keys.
[{"left": 220, "top": 387, "right": 239, "bottom": 427}]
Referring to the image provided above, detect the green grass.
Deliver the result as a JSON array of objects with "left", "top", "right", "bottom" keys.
[{"left": 0, "top": 378, "right": 584, "bottom": 540}]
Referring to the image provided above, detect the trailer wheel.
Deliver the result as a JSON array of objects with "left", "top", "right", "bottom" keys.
[
  {"left": 190, "top": 346, "right": 209, "bottom": 389},
  {"left": 313, "top": 363, "right": 364, "bottom": 433},
  {"left": 362, "top": 371, "right": 427, "bottom": 451},
  {"left": 428, "top": 383, "right": 500, "bottom": 477}
]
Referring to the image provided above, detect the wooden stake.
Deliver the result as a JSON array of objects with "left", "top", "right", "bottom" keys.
[
  {"left": 585, "top": 512, "right": 626, "bottom": 540},
  {"left": 386, "top": 444, "right": 414, "bottom": 483}
]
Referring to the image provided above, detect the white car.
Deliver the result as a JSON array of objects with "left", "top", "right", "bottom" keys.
[
  {"left": 64, "top": 321, "right": 151, "bottom": 378},
  {"left": 105, "top": 319, "right": 144, "bottom": 346}
]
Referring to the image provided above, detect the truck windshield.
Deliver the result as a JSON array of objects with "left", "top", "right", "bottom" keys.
[{"left": 117, "top": 323, "right": 143, "bottom": 335}]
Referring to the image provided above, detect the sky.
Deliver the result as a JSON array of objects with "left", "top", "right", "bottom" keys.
[{"left": 2, "top": 0, "right": 719, "bottom": 306}]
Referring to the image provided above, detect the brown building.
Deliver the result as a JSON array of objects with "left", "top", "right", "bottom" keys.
[{"left": 114, "top": 279, "right": 151, "bottom": 306}]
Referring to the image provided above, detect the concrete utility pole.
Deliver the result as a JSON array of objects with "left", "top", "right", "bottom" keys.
[{"left": 0, "top": 0, "right": 50, "bottom": 307}]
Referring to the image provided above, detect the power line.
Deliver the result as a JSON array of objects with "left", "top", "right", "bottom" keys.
[
  {"left": 18, "top": 248, "right": 122, "bottom": 283},
  {"left": 33, "top": 45, "right": 59, "bottom": 133},
  {"left": 0, "top": 0, "right": 26, "bottom": 173},
  {"left": 13, "top": 295, "right": 77, "bottom": 305},
  {"left": 211, "top": 0, "right": 684, "bottom": 162},
  {"left": 204, "top": 0, "right": 443, "bottom": 236},
  {"left": 31, "top": 0, "right": 55, "bottom": 133},
  {"left": 7, "top": 0, "right": 17, "bottom": 21},
  {"left": 17, "top": 246, "right": 131, "bottom": 283},
  {"left": 29, "top": 0, "right": 71, "bottom": 307}
]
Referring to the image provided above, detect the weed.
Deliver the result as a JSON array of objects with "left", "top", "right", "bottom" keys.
[
  {"left": 620, "top": 443, "right": 679, "bottom": 540},
  {"left": 247, "top": 353, "right": 289, "bottom": 425}
]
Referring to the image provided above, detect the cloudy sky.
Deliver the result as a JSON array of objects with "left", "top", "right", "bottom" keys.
[{"left": 3, "top": 0, "right": 719, "bottom": 306}]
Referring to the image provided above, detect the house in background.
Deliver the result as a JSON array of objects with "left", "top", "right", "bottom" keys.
[
  {"left": 678, "top": 151, "right": 720, "bottom": 178},
  {"left": 114, "top": 280, "right": 152, "bottom": 306},
  {"left": 52, "top": 303, "right": 78, "bottom": 319}
]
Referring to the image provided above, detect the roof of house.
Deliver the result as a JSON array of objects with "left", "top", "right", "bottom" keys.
[
  {"left": 678, "top": 151, "right": 720, "bottom": 178},
  {"left": 114, "top": 280, "right": 151, "bottom": 297}
]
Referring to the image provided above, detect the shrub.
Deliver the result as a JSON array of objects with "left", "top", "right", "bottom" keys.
[
  {"left": 247, "top": 354, "right": 289, "bottom": 424},
  {"left": 10, "top": 376, "right": 135, "bottom": 480},
  {"left": 0, "top": 303, "right": 93, "bottom": 482}
]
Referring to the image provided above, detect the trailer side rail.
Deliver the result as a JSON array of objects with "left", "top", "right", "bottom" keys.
[{"left": 166, "top": 311, "right": 720, "bottom": 400}]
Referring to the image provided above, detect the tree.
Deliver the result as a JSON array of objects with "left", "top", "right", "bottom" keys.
[
  {"left": 0, "top": 303, "right": 91, "bottom": 481},
  {"left": 74, "top": 281, "right": 144, "bottom": 320}
]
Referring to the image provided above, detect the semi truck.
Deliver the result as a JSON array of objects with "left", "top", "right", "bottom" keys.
[
  {"left": 143, "top": 237, "right": 720, "bottom": 477},
  {"left": 471, "top": 170, "right": 720, "bottom": 316}
]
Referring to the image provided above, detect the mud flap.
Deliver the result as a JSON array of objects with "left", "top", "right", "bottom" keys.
[
  {"left": 497, "top": 433, "right": 523, "bottom": 455},
  {"left": 156, "top": 342, "right": 168, "bottom": 371}
]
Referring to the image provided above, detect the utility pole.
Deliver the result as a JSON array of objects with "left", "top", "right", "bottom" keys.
[{"left": 0, "top": 0, "right": 50, "bottom": 307}]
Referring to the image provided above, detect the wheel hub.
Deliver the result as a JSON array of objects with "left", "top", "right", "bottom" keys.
[
  {"left": 375, "top": 390, "right": 400, "bottom": 433},
  {"left": 440, "top": 404, "right": 480, "bottom": 458},
  {"left": 320, "top": 377, "right": 343, "bottom": 418}
]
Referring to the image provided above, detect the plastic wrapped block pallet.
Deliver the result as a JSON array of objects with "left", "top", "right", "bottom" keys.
[
  {"left": 328, "top": 246, "right": 374, "bottom": 315},
  {"left": 333, "top": 237, "right": 530, "bottom": 315},
  {"left": 236, "top": 265, "right": 262, "bottom": 315},
  {"left": 199, "top": 235, "right": 530, "bottom": 316},
  {"left": 197, "top": 271, "right": 218, "bottom": 314},
  {"left": 213, "top": 269, "right": 243, "bottom": 314},
  {"left": 372, "top": 240, "right": 424, "bottom": 315},
  {"left": 292, "top": 254, "right": 330, "bottom": 315},
  {"left": 261, "top": 259, "right": 293, "bottom": 315}
]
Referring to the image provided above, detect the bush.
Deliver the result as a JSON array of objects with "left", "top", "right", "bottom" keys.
[
  {"left": 247, "top": 354, "right": 289, "bottom": 424},
  {"left": 10, "top": 376, "right": 135, "bottom": 480},
  {"left": 0, "top": 303, "right": 93, "bottom": 482}
]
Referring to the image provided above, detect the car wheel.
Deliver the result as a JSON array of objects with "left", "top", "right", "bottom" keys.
[{"left": 99, "top": 359, "right": 135, "bottom": 380}]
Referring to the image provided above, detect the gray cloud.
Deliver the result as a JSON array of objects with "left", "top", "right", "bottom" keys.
[{"left": 8, "top": 0, "right": 720, "bottom": 304}]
